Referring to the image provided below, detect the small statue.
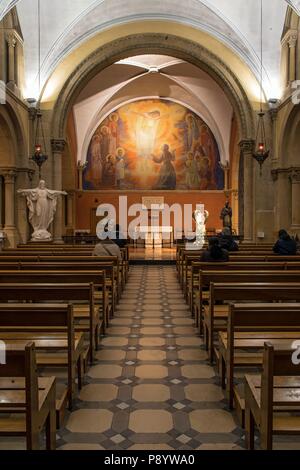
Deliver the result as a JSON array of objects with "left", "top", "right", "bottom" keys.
[
  {"left": 18, "top": 180, "right": 67, "bottom": 241},
  {"left": 220, "top": 201, "right": 232, "bottom": 232},
  {"left": 192, "top": 208, "right": 209, "bottom": 249}
]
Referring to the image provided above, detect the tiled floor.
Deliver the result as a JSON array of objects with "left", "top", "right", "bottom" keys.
[
  {"left": 57, "top": 265, "right": 243, "bottom": 450},
  {"left": 2, "top": 265, "right": 300, "bottom": 450}
]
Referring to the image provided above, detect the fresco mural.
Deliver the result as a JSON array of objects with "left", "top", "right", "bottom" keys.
[{"left": 83, "top": 99, "right": 224, "bottom": 191}]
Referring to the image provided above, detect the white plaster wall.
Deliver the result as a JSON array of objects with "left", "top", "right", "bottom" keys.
[{"left": 11, "top": 0, "right": 288, "bottom": 99}]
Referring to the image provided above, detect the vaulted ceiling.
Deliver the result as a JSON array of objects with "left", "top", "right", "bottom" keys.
[
  {"left": 0, "top": 0, "right": 296, "bottom": 100},
  {"left": 73, "top": 54, "right": 233, "bottom": 164}
]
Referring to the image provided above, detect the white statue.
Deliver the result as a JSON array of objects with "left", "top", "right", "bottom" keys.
[
  {"left": 186, "top": 208, "right": 209, "bottom": 250},
  {"left": 18, "top": 180, "right": 67, "bottom": 241}
]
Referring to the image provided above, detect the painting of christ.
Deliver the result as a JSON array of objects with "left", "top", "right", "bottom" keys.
[{"left": 83, "top": 99, "right": 224, "bottom": 191}]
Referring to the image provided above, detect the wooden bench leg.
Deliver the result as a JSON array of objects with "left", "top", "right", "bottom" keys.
[
  {"left": 77, "top": 355, "right": 83, "bottom": 390},
  {"left": 219, "top": 355, "right": 226, "bottom": 390},
  {"left": 26, "top": 428, "right": 40, "bottom": 450},
  {"left": 245, "top": 407, "right": 255, "bottom": 450},
  {"left": 203, "top": 324, "right": 208, "bottom": 351},
  {"left": 95, "top": 324, "right": 100, "bottom": 351},
  {"left": 46, "top": 390, "right": 56, "bottom": 450}
]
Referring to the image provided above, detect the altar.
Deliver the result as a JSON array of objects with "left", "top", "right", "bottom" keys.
[{"left": 134, "top": 226, "right": 173, "bottom": 248}]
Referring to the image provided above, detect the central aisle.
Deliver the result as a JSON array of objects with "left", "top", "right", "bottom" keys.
[{"left": 59, "top": 266, "right": 243, "bottom": 450}]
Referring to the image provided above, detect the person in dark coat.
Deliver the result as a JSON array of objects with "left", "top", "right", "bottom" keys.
[
  {"left": 201, "top": 237, "right": 229, "bottom": 262},
  {"left": 218, "top": 227, "right": 239, "bottom": 252},
  {"left": 273, "top": 229, "right": 297, "bottom": 255}
]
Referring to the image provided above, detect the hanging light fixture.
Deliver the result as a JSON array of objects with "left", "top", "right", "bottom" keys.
[
  {"left": 252, "top": 0, "right": 270, "bottom": 174},
  {"left": 31, "top": 0, "right": 48, "bottom": 179}
]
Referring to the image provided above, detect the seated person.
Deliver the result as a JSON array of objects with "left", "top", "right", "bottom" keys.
[
  {"left": 93, "top": 239, "right": 122, "bottom": 260},
  {"left": 218, "top": 227, "right": 239, "bottom": 252},
  {"left": 273, "top": 229, "right": 297, "bottom": 255},
  {"left": 111, "top": 224, "right": 127, "bottom": 248},
  {"left": 201, "top": 237, "right": 229, "bottom": 262}
]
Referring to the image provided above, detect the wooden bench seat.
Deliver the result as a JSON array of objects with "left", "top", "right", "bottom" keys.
[
  {"left": 245, "top": 343, "right": 300, "bottom": 450},
  {"left": 0, "top": 303, "right": 84, "bottom": 426},
  {"left": 0, "top": 343, "right": 56, "bottom": 449},
  {"left": 205, "top": 282, "right": 300, "bottom": 363},
  {"left": 189, "top": 262, "right": 300, "bottom": 318},
  {"left": 218, "top": 303, "right": 300, "bottom": 417},
  {"left": 0, "top": 282, "right": 100, "bottom": 363}
]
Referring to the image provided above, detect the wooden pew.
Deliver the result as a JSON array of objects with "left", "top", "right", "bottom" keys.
[
  {"left": 0, "top": 252, "right": 128, "bottom": 292},
  {"left": 198, "top": 271, "right": 300, "bottom": 336},
  {"left": 0, "top": 303, "right": 84, "bottom": 425},
  {"left": 0, "top": 269, "right": 109, "bottom": 323},
  {"left": 218, "top": 303, "right": 300, "bottom": 414},
  {"left": 0, "top": 282, "right": 99, "bottom": 363},
  {"left": 190, "top": 262, "right": 300, "bottom": 319},
  {"left": 245, "top": 342, "right": 300, "bottom": 450},
  {"left": 206, "top": 282, "right": 300, "bottom": 363},
  {"left": 0, "top": 259, "right": 119, "bottom": 310},
  {"left": 0, "top": 342, "right": 56, "bottom": 450},
  {"left": 181, "top": 252, "right": 300, "bottom": 298}
]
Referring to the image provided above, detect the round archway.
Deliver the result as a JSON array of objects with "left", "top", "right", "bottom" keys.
[{"left": 49, "top": 33, "right": 256, "bottom": 240}]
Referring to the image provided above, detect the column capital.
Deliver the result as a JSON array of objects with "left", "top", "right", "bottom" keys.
[
  {"left": 3, "top": 169, "right": 17, "bottom": 183},
  {"left": 288, "top": 33, "right": 298, "bottom": 49},
  {"left": 269, "top": 108, "right": 278, "bottom": 123},
  {"left": 290, "top": 168, "right": 300, "bottom": 184},
  {"left": 282, "top": 29, "right": 298, "bottom": 47},
  {"left": 271, "top": 169, "right": 278, "bottom": 182},
  {"left": 5, "top": 32, "right": 17, "bottom": 48},
  {"left": 51, "top": 139, "right": 66, "bottom": 154},
  {"left": 239, "top": 139, "right": 255, "bottom": 154}
]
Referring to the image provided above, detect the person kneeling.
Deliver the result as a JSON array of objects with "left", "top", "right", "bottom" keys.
[
  {"left": 201, "top": 237, "right": 229, "bottom": 262},
  {"left": 273, "top": 229, "right": 297, "bottom": 256}
]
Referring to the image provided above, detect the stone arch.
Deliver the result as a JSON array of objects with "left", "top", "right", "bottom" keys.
[
  {"left": 278, "top": 103, "right": 300, "bottom": 168},
  {"left": 50, "top": 34, "right": 255, "bottom": 143},
  {"left": 49, "top": 32, "right": 256, "bottom": 240},
  {"left": 0, "top": 97, "right": 26, "bottom": 169}
]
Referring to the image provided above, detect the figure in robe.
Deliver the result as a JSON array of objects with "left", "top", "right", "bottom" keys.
[
  {"left": 100, "top": 126, "right": 110, "bottom": 161},
  {"left": 103, "top": 154, "right": 115, "bottom": 187},
  {"left": 108, "top": 113, "right": 119, "bottom": 157},
  {"left": 134, "top": 110, "right": 161, "bottom": 172},
  {"left": 220, "top": 202, "right": 233, "bottom": 232},
  {"left": 115, "top": 147, "right": 126, "bottom": 189},
  {"left": 185, "top": 152, "right": 200, "bottom": 189},
  {"left": 192, "top": 208, "right": 209, "bottom": 249},
  {"left": 186, "top": 114, "right": 200, "bottom": 150},
  {"left": 175, "top": 113, "right": 200, "bottom": 152},
  {"left": 18, "top": 180, "right": 67, "bottom": 241},
  {"left": 200, "top": 124, "right": 213, "bottom": 160},
  {"left": 90, "top": 134, "right": 103, "bottom": 186},
  {"left": 152, "top": 144, "right": 176, "bottom": 190}
]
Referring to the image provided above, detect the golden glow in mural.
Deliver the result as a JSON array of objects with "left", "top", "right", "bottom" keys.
[{"left": 83, "top": 99, "right": 224, "bottom": 191}]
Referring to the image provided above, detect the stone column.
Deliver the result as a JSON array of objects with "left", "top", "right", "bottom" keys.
[
  {"left": 220, "top": 161, "right": 230, "bottom": 191},
  {"left": 6, "top": 33, "right": 16, "bottom": 89},
  {"left": 269, "top": 108, "right": 278, "bottom": 164},
  {"left": 239, "top": 140, "right": 255, "bottom": 243},
  {"left": 231, "top": 189, "right": 239, "bottom": 235},
  {"left": 77, "top": 162, "right": 85, "bottom": 190},
  {"left": 290, "top": 169, "right": 300, "bottom": 233},
  {"left": 51, "top": 139, "right": 66, "bottom": 243},
  {"left": 3, "top": 170, "right": 18, "bottom": 247},
  {"left": 272, "top": 169, "right": 291, "bottom": 235},
  {"left": 0, "top": 177, "right": 3, "bottom": 229},
  {"left": 66, "top": 191, "right": 75, "bottom": 233},
  {"left": 288, "top": 33, "right": 298, "bottom": 83}
]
